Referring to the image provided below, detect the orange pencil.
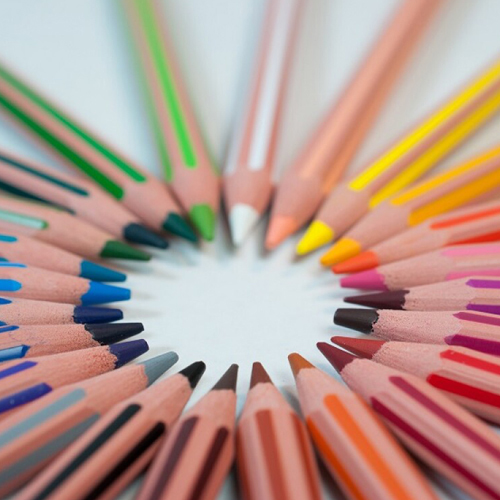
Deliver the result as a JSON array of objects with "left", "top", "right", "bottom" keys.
[
  {"left": 18, "top": 362, "right": 205, "bottom": 500},
  {"left": 320, "top": 343, "right": 500, "bottom": 500},
  {"left": 335, "top": 199, "right": 500, "bottom": 274},
  {"left": 0, "top": 195, "right": 150, "bottom": 261},
  {"left": 265, "top": 0, "right": 442, "bottom": 249},
  {"left": 136, "top": 364, "right": 238, "bottom": 500},
  {"left": 0, "top": 352, "right": 178, "bottom": 497},
  {"left": 223, "top": 0, "right": 302, "bottom": 245},
  {"left": 321, "top": 143, "right": 500, "bottom": 266},
  {"left": 0, "top": 340, "right": 148, "bottom": 415},
  {"left": 289, "top": 353, "right": 437, "bottom": 500},
  {"left": 237, "top": 362, "right": 322, "bottom": 500}
]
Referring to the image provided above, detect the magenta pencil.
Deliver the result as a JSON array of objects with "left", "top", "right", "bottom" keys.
[
  {"left": 0, "top": 352, "right": 178, "bottom": 497},
  {"left": 319, "top": 343, "right": 500, "bottom": 500},
  {"left": 0, "top": 296, "right": 123, "bottom": 325},
  {"left": 0, "top": 262, "right": 130, "bottom": 304},
  {"left": 0, "top": 322, "right": 144, "bottom": 361},
  {"left": 334, "top": 308, "right": 500, "bottom": 356},
  {"left": 345, "top": 276, "right": 500, "bottom": 314},
  {"left": 0, "top": 340, "right": 148, "bottom": 415},
  {"left": 341, "top": 243, "right": 500, "bottom": 290},
  {"left": 332, "top": 336, "right": 500, "bottom": 423}
]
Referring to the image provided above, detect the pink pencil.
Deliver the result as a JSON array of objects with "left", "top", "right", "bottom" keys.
[
  {"left": 341, "top": 243, "right": 500, "bottom": 290},
  {"left": 0, "top": 296, "right": 123, "bottom": 325},
  {"left": 18, "top": 362, "right": 205, "bottom": 500},
  {"left": 0, "top": 262, "right": 130, "bottom": 304},
  {"left": 334, "top": 308, "right": 500, "bottom": 357},
  {"left": 136, "top": 364, "right": 238, "bottom": 500},
  {"left": 0, "top": 322, "right": 144, "bottom": 361},
  {"left": 0, "top": 340, "right": 147, "bottom": 415},
  {"left": 223, "top": 0, "right": 302, "bottom": 246},
  {"left": 333, "top": 337, "right": 500, "bottom": 424},
  {"left": 237, "top": 362, "right": 322, "bottom": 500},
  {"left": 0, "top": 352, "right": 178, "bottom": 497},
  {"left": 320, "top": 343, "right": 500, "bottom": 500}
]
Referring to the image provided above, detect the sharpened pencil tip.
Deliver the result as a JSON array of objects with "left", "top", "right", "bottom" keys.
[
  {"left": 190, "top": 205, "right": 216, "bottom": 241},
  {"left": 180, "top": 361, "right": 206, "bottom": 388},
  {"left": 334, "top": 308, "right": 379, "bottom": 334},
  {"left": 331, "top": 336, "right": 385, "bottom": 359},
  {"left": 81, "top": 282, "right": 131, "bottom": 305},
  {"left": 101, "top": 240, "right": 151, "bottom": 261},
  {"left": 317, "top": 342, "right": 357, "bottom": 373},
  {"left": 229, "top": 204, "right": 259, "bottom": 247},
  {"left": 288, "top": 353, "right": 314, "bottom": 378},
  {"left": 265, "top": 216, "right": 298, "bottom": 250},
  {"left": 250, "top": 362, "right": 272, "bottom": 388},
  {"left": 163, "top": 213, "right": 198, "bottom": 242},
  {"left": 84, "top": 322, "right": 144, "bottom": 344},
  {"left": 110, "top": 339, "right": 149, "bottom": 367},
  {"left": 212, "top": 364, "right": 239, "bottom": 391},
  {"left": 333, "top": 251, "right": 379, "bottom": 274},
  {"left": 320, "top": 238, "right": 362, "bottom": 266},
  {"left": 344, "top": 290, "right": 407, "bottom": 309},
  {"left": 341, "top": 269, "right": 387, "bottom": 291},
  {"left": 123, "top": 223, "right": 169, "bottom": 249},
  {"left": 296, "top": 220, "right": 334, "bottom": 255},
  {"left": 73, "top": 306, "right": 123, "bottom": 324},
  {"left": 79, "top": 261, "right": 127, "bottom": 282},
  {"left": 141, "top": 351, "right": 179, "bottom": 385}
]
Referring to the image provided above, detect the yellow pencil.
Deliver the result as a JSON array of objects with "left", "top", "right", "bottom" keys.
[
  {"left": 320, "top": 144, "right": 500, "bottom": 266},
  {"left": 297, "top": 58, "right": 500, "bottom": 255}
]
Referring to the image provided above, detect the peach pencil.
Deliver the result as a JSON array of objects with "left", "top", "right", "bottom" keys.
[
  {"left": 0, "top": 232, "right": 126, "bottom": 282},
  {"left": 0, "top": 195, "right": 150, "bottom": 261},
  {"left": 0, "top": 262, "right": 130, "bottom": 304},
  {"left": 18, "top": 361, "right": 205, "bottom": 500},
  {"left": 264, "top": 0, "right": 442, "bottom": 249},
  {"left": 334, "top": 199, "right": 500, "bottom": 274},
  {"left": 289, "top": 353, "right": 437, "bottom": 500},
  {"left": 123, "top": 0, "right": 219, "bottom": 241},
  {"left": 0, "top": 352, "right": 178, "bottom": 497},
  {"left": 0, "top": 62, "right": 196, "bottom": 242},
  {"left": 319, "top": 342, "right": 500, "bottom": 500},
  {"left": 136, "top": 364, "right": 238, "bottom": 500},
  {"left": 0, "top": 296, "right": 123, "bottom": 325},
  {"left": 236, "top": 362, "right": 322, "bottom": 500},
  {"left": 341, "top": 243, "right": 500, "bottom": 291},
  {"left": 223, "top": 0, "right": 302, "bottom": 246},
  {"left": 332, "top": 337, "right": 500, "bottom": 423},
  {"left": 0, "top": 150, "right": 168, "bottom": 248},
  {"left": 0, "top": 340, "right": 148, "bottom": 415},
  {"left": 0, "top": 322, "right": 144, "bottom": 362},
  {"left": 299, "top": 58, "right": 500, "bottom": 256},
  {"left": 345, "top": 276, "right": 500, "bottom": 315},
  {"left": 334, "top": 308, "right": 500, "bottom": 356},
  {"left": 321, "top": 143, "right": 500, "bottom": 266}
]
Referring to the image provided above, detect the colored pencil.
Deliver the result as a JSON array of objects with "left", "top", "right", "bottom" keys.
[
  {"left": 319, "top": 342, "right": 500, "bottom": 500},
  {"left": 341, "top": 243, "right": 500, "bottom": 290},
  {"left": 0, "top": 62, "right": 196, "bottom": 243},
  {"left": 334, "top": 308, "right": 500, "bottom": 356},
  {"left": 122, "top": 0, "right": 220, "bottom": 241},
  {"left": 236, "top": 362, "right": 322, "bottom": 500},
  {"left": 333, "top": 199, "right": 500, "bottom": 274},
  {"left": 298, "top": 59, "right": 500, "bottom": 256},
  {"left": 345, "top": 276, "right": 500, "bottom": 314},
  {"left": 332, "top": 336, "right": 500, "bottom": 423},
  {"left": 0, "top": 195, "right": 150, "bottom": 261},
  {"left": 0, "top": 339, "right": 148, "bottom": 415},
  {"left": 0, "top": 232, "right": 126, "bottom": 282},
  {"left": 0, "top": 351, "right": 178, "bottom": 497},
  {"left": 223, "top": 0, "right": 301, "bottom": 246},
  {"left": 264, "top": 0, "right": 441, "bottom": 249},
  {"left": 0, "top": 322, "right": 144, "bottom": 362},
  {"left": 0, "top": 150, "right": 168, "bottom": 248},
  {"left": 321, "top": 143, "right": 500, "bottom": 266},
  {"left": 18, "top": 361, "right": 205, "bottom": 500},
  {"left": 0, "top": 262, "right": 130, "bottom": 305},
  {"left": 136, "top": 364, "right": 238, "bottom": 500},
  {"left": 0, "top": 296, "right": 123, "bottom": 325},
  {"left": 288, "top": 353, "right": 438, "bottom": 500}
]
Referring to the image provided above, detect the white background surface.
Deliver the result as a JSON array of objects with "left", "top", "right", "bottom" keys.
[{"left": 0, "top": 1, "right": 500, "bottom": 498}]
